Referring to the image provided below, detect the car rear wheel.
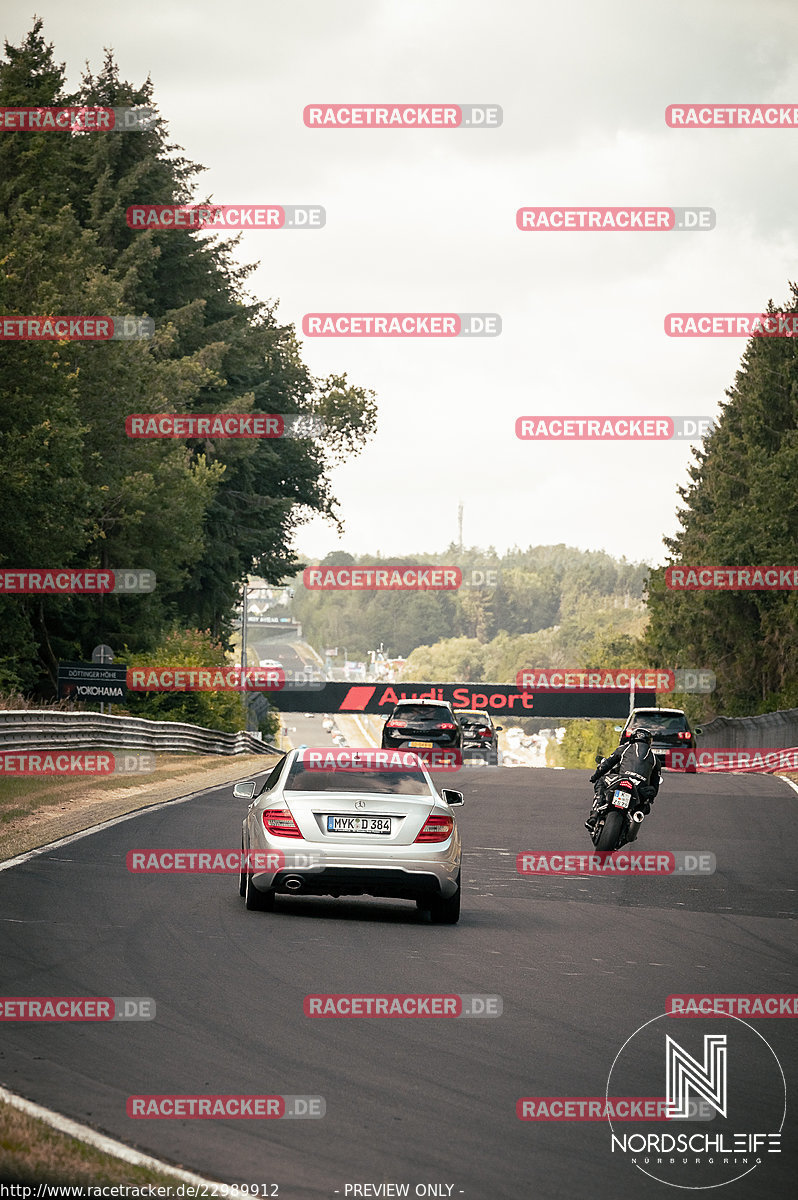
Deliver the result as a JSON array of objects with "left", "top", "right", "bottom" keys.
[
  {"left": 239, "top": 838, "right": 247, "bottom": 896},
  {"left": 420, "top": 873, "right": 461, "bottom": 925},
  {"left": 245, "top": 869, "right": 275, "bottom": 911}
]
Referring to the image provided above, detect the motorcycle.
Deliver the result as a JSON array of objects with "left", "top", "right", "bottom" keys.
[{"left": 587, "top": 753, "right": 658, "bottom": 851}]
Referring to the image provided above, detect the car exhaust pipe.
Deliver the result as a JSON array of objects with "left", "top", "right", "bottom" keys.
[
  {"left": 283, "top": 876, "right": 304, "bottom": 891},
  {"left": 631, "top": 811, "right": 645, "bottom": 823}
]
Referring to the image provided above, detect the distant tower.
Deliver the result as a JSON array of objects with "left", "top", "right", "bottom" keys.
[{"left": 457, "top": 501, "right": 463, "bottom": 552}]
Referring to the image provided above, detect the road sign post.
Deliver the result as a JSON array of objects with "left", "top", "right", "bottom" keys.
[{"left": 92, "top": 645, "right": 115, "bottom": 713}]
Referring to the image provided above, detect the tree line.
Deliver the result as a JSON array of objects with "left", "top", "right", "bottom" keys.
[{"left": 0, "top": 21, "right": 376, "bottom": 701}]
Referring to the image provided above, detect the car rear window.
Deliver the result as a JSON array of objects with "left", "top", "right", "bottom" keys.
[
  {"left": 285, "top": 763, "right": 432, "bottom": 795},
  {"left": 630, "top": 714, "right": 689, "bottom": 733},
  {"left": 391, "top": 705, "right": 454, "bottom": 722},
  {"left": 460, "top": 717, "right": 490, "bottom": 728}
]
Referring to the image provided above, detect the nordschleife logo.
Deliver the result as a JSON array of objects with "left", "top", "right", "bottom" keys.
[{"left": 606, "top": 1012, "right": 786, "bottom": 1189}]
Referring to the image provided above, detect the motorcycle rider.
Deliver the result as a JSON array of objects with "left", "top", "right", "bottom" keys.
[{"left": 585, "top": 727, "right": 662, "bottom": 831}]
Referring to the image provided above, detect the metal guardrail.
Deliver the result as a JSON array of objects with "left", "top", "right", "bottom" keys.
[
  {"left": 698, "top": 707, "right": 798, "bottom": 750},
  {"left": 0, "top": 711, "right": 278, "bottom": 756}
]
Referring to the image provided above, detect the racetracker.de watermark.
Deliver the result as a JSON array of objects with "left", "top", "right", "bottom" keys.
[
  {"left": 0, "top": 997, "right": 154, "bottom": 1020},
  {"left": 516, "top": 207, "right": 715, "bottom": 231},
  {"left": 298, "top": 747, "right": 462, "bottom": 772},
  {"left": 665, "top": 312, "right": 798, "bottom": 336},
  {"left": 303, "top": 103, "right": 502, "bottom": 127},
  {"left": 666, "top": 104, "right": 798, "bottom": 127},
  {"left": 517, "top": 1098, "right": 715, "bottom": 1121},
  {"left": 666, "top": 748, "right": 798, "bottom": 772},
  {"left": 303, "top": 566, "right": 461, "bottom": 590},
  {"left": 126, "top": 850, "right": 321, "bottom": 872},
  {"left": 302, "top": 313, "right": 500, "bottom": 336},
  {"left": 516, "top": 669, "right": 716, "bottom": 693},
  {"left": 0, "top": 106, "right": 155, "bottom": 131},
  {"left": 515, "top": 416, "right": 716, "bottom": 440},
  {"left": 126, "top": 414, "right": 324, "bottom": 438},
  {"left": 127, "top": 205, "right": 325, "bottom": 229},
  {"left": 1, "top": 316, "right": 153, "bottom": 340},
  {"left": 303, "top": 994, "right": 502, "bottom": 1017},
  {"left": 127, "top": 666, "right": 322, "bottom": 692},
  {"left": 665, "top": 566, "right": 798, "bottom": 590},
  {"left": 516, "top": 852, "right": 716, "bottom": 875},
  {"left": 127, "top": 1095, "right": 324, "bottom": 1118},
  {"left": 0, "top": 569, "right": 155, "bottom": 593},
  {"left": 0, "top": 752, "right": 154, "bottom": 776},
  {"left": 667, "top": 995, "right": 798, "bottom": 1018}
]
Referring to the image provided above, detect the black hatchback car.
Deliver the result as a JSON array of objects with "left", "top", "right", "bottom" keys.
[
  {"left": 620, "top": 707, "right": 701, "bottom": 772},
  {"left": 381, "top": 699, "right": 462, "bottom": 752},
  {"left": 458, "top": 709, "right": 502, "bottom": 765}
]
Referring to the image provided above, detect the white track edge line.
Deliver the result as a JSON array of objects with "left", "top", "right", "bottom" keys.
[
  {"left": 0, "top": 766, "right": 275, "bottom": 873},
  {"left": 777, "top": 774, "right": 798, "bottom": 798},
  {"left": 0, "top": 1083, "right": 224, "bottom": 1187}
]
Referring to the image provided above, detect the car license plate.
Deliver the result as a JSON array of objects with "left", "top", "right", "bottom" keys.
[
  {"left": 326, "top": 815, "right": 391, "bottom": 834},
  {"left": 613, "top": 789, "right": 631, "bottom": 809},
  {"left": 408, "top": 741, "right": 434, "bottom": 748}
]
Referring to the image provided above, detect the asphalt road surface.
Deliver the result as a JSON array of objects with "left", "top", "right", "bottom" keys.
[{"left": 1, "top": 767, "right": 796, "bottom": 1199}]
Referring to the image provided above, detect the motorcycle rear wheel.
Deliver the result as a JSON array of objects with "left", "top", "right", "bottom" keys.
[{"left": 596, "top": 808, "right": 625, "bottom": 851}]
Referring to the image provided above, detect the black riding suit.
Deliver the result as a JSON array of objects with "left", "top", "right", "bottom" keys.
[{"left": 589, "top": 741, "right": 662, "bottom": 815}]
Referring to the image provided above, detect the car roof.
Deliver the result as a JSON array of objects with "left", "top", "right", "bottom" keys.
[
  {"left": 458, "top": 709, "right": 490, "bottom": 717},
  {"left": 392, "top": 698, "right": 453, "bottom": 707}
]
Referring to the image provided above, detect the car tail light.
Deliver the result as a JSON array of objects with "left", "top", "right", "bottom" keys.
[
  {"left": 385, "top": 719, "right": 405, "bottom": 728},
  {"left": 678, "top": 731, "right": 691, "bottom": 740},
  {"left": 414, "top": 813, "right": 454, "bottom": 843},
  {"left": 623, "top": 731, "right": 632, "bottom": 739},
  {"left": 438, "top": 723, "right": 456, "bottom": 731},
  {"left": 478, "top": 728, "right": 492, "bottom": 737},
  {"left": 262, "top": 807, "right": 303, "bottom": 838}
]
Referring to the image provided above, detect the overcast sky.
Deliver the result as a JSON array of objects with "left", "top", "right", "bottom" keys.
[{"left": 7, "top": 0, "right": 798, "bottom": 567}]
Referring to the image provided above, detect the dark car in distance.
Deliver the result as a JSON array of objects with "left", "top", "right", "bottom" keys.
[
  {"left": 458, "top": 709, "right": 502, "bottom": 765},
  {"left": 381, "top": 699, "right": 462, "bottom": 753},
  {"left": 620, "top": 707, "right": 701, "bottom": 772}
]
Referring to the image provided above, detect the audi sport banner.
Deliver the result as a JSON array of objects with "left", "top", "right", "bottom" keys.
[{"left": 272, "top": 682, "right": 655, "bottom": 717}]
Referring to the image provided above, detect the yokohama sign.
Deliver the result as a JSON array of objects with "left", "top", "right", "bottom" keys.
[{"left": 271, "top": 682, "right": 655, "bottom": 716}]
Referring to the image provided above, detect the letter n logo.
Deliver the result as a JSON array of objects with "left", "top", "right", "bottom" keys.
[{"left": 666, "top": 1034, "right": 727, "bottom": 1118}]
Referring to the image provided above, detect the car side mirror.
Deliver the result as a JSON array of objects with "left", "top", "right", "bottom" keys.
[
  {"left": 614, "top": 725, "right": 623, "bottom": 732},
  {"left": 441, "top": 789, "right": 464, "bottom": 807},
  {"left": 694, "top": 727, "right": 702, "bottom": 736},
  {"left": 233, "top": 780, "right": 256, "bottom": 800},
  {"left": 495, "top": 725, "right": 503, "bottom": 731}
]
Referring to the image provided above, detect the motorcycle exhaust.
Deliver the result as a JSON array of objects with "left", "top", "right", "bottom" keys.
[
  {"left": 283, "top": 876, "right": 304, "bottom": 891},
  {"left": 631, "top": 811, "right": 645, "bottom": 823}
]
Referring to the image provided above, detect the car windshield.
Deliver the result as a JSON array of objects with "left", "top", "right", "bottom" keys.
[
  {"left": 285, "top": 762, "right": 432, "bottom": 795},
  {"left": 460, "top": 715, "right": 489, "bottom": 727},
  {"left": 391, "top": 705, "right": 452, "bottom": 722},
  {"left": 631, "top": 714, "right": 688, "bottom": 733}
]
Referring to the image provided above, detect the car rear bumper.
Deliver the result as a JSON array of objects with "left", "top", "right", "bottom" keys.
[{"left": 262, "top": 865, "right": 457, "bottom": 900}]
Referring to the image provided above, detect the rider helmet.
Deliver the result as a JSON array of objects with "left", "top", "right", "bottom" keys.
[{"left": 628, "top": 727, "right": 653, "bottom": 745}]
